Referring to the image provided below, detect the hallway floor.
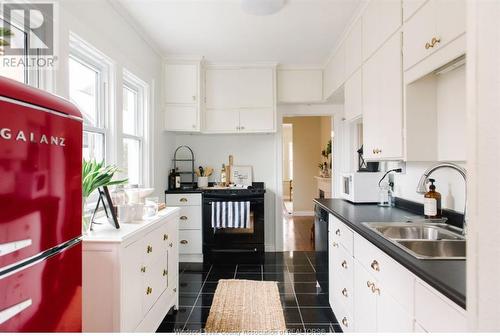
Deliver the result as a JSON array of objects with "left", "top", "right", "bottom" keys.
[
  {"left": 284, "top": 216, "right": 315, "bottom": 251},
  {"left": 157, "top": 252, "right": 340, "bottom": 333}
]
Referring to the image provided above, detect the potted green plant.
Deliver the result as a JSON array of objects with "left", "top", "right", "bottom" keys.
[{"left": 82, "top": 159, "right": 128, "bottom": 234}]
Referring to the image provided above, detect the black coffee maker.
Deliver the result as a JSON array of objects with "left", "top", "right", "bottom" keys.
[{"left": 357, "top": 145, "right": 379, "bottom": 172}]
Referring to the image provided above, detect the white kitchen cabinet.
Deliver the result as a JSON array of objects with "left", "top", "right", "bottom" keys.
[
  {"left": 204, "top": 66, "right": 276, "bottom": 133},
  {"left": 403, "top": 0, "right": 465, "bottom": 71},
  {"left": 344, "top": 69, "right": 362, "bottom": 121},
  {"left": 362, "top": 0, "right": 402, "bottom": 61},
  {"left": 353, "top": 261, "right": 377, "bottom": 332},
  {"left": 363, "top": 32, "right": 403, "bottom": 160},
  {"left": 323, "top": 44, "right": 345, "bottom": 100},
  {"left": 82, "top": 208, "right": 179, "bottom": 332},
  {"left": 277, "top": 69, "right": 323, "bottom": 103},
  {"left": 403, "top": 0, "right": 427, "bottom": 21},
  {"left": 165, "top": 193, "right": 202, "bottom": 262},
  {"left": 164, "top": 61, "right": 201, "bottom": 132},
  {"left": 345, "top": 19, "right": 363, "bottom": 78},
  {"left": 414, "top": 279, "right": 467, "bottom": 332}
]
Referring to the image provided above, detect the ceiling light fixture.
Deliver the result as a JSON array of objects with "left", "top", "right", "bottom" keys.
[{"left": 241, "top": 0, "right": 286, "bottom": 16}]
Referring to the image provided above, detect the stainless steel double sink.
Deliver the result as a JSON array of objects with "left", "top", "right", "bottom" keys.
[{"left": 363, "top": 222, "right": 466, "bottom": 260}]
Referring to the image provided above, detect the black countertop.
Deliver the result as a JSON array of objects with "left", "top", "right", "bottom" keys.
[{"left": 314, "top": 198, "right": 466, "bottom": 309}]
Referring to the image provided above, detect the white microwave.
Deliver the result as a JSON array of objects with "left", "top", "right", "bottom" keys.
[{"left": 341, "top": 172, "right": 384, "bottom": 203}]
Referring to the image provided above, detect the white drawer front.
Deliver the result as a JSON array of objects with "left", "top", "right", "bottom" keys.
[
  {"left": 178, "top": 206, "right": 202, "bottom": 230},
  {"left": 332, "top": 243, "right": 354, "bottom": 283},
  {"left": 354, "top": 234, "right": 414, "bottom": 314},
  {"left": 332, "top": 271, "right": 354, "bottom": 314},
  {"left": 329, "top": 214, "right": 354, "bottom": 254},
  {"left": 415, "top": 280, "right": 466, "bottom": 332},
  {"left": 166, "top": 193, "right": 202, "bottom": 206},
  {"left": 336, "top": 302, "right": 354, "bottom": 332},
  {"left": 179, "top": 230, "right": 202, "bottom": 255}
]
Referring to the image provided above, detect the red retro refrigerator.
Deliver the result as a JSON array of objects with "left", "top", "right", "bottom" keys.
[{"left": 0, "top": 76, "right": 82, "bottom": 331}]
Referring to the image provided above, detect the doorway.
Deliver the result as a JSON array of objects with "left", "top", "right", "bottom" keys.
[{"left": 281, "top": 116, "right": 333, "bottom": 251}]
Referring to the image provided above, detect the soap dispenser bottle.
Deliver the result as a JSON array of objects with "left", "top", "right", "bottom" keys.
[{"left": 424, "top": 178, "right": 442, "bottom": 219}]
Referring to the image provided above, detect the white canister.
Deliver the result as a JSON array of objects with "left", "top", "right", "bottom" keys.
[
  {"left": 117, "top": 204, "right": 133, "bottom": 222},
  {"left": 132, "top": 203, "right": 144, "bottom": 221},
  {"left": 198, "top": 176, "right": 209, "bottom": 188}
]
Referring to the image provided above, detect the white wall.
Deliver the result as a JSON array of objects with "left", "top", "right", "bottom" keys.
[
  {"left": 51, "top": 0, "right": 172, "bottom": 199},
  {"left": 172, "top": 134, "right": 277, "bottom": 250},
  {"left": 390, "top": 161, "right": 466, "bottom": 213}
]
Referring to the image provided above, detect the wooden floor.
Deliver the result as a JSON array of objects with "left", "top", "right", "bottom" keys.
[{"left": 283, "top": 215, "right": 315, "bottom": 251}]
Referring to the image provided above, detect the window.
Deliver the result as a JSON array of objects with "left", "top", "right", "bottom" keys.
[
  {"left": 122, "top": 71, "right": 149, "bottom": 186},
  {"left": 69, "top": 34, "right": 111, "bottom": 163},
  {"left": 0, "top": 17, "right": 40, "bottom": 86}
]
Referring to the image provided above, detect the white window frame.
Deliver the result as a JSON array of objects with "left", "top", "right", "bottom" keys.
[
  {"left": 121, "top": 69, "right": 150, "bottom": 187},
  {"left": 69, "top": 32, "right": 115, "bottom": 164}
]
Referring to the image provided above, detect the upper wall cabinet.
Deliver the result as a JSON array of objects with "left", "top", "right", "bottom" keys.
[
  {"left": 164, "top": 61, "right": 201, "bottom": 132},
  {"left": 277, "top": 69, "right": 323, "bottom": 103},
  {"left": 363, "top": 0, "right": 402, "bottom": 61},
  {"left": 204, "top": 66, "right": 276, "bottom": 133},
  {"left": 363, "top": 33, "right": 403, "bottom": 161},
  {"left": 403, "top": 0, "right": 465, "bottom": 71},
  {"left": 344, "top": 68, "right": 362, "bottom": 122},
  {"left": 345, "top": 19, "right": 363, "bottom": 79},
  {"left": 323, "top": 43, "right": 345, "bottom": 100}
]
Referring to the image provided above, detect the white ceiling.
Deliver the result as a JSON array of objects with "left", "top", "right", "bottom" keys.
[{"left": 116, "top": 0, "right": 362, "bottom": 65}]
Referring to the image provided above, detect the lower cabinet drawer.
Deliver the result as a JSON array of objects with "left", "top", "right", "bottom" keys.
[
  {"left": 166, "top": 194, "right": 201, "bottom": 206},
  {"left": 179, "top": 230, "right": 202, "bottom": 254},
  {"left": 414, "top": 280, "right": 466, "bottom": 332},
  {"left": 332, "top": 273, "right": 354, "bottom": 313},
  {"left": 336, "top": 303, "right": 354, "bottom": 332},
  {"left": 178, "top": 206, "right": 202, "bottom": 230},
  {"left": 332, "top": 243, "right": 354, "bottom": 282}
]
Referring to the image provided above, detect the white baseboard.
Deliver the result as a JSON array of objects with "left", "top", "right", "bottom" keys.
[{"left": 293, "top": 210, "right": 315, "bottom": 216}]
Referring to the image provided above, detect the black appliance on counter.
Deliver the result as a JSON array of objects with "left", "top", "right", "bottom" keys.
[
  {"left": 202, "top": 183, "right": 265, "bottom": 263},
  {"left": 314, "top": 204, "right": 329, "bottom": 292}
]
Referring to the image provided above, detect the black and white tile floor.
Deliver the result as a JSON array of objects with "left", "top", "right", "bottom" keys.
[{"left": 157, "top": 252, "right": 341, "bottom": 333}]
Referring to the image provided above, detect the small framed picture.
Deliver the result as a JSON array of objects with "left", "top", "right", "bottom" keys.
[
  {"left": 90, "top": 186, "right": 120, "bottom": 230},
  {"left": 230, "top": 165, "right": 253, "bottom": 185}
]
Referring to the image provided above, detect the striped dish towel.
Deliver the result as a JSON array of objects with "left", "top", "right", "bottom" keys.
[{"left": 211, "top": 201, "right": 250, "bottom": 229}]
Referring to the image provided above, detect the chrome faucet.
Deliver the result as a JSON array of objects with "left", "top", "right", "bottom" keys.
[{"left": 416, "top": 162, "right": 467, "bottom": 235}]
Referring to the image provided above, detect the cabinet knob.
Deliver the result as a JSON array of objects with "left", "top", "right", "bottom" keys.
[
  {"left": 431, "top": 36, "right": 441, "bottom": 47},
  {"left": 342, "top": 317, "right": 348, "bottom": 328},
  {"left": 180, "top": 239, "right": 188, "bottom": 245},
  {"left": 163, "top": 234, "right": 169, "bottom": 241},
  {"left": 335, "top": 229, "right": 341, "bottom": 236},
  {"left": 173, "top": 288, "right": 177, "bottom": 293},
  {"left": 163, "top": 269, "right": 168, "bottom": 277},
  {"left": 146, "top": 286, "right": 153, "bottom": 295},
  {"left": 371, "top": 260, "right": 380, "bottom": 272},
  {"left": 180, "top": 215, "right": 188, "bottom": 220},
  {"left": 425, "top": 42, "right": 432, "bottom": 50},
  {"left": 147, "top": 245, "right": 153, "bottom": 253},
  {"left": 341, "top": 288, "right": 348, "bottom": 297},
  {"left": 341, "top": 260, "right": 348, "bottom": 269},
  {"left": 180, "top": 198, "right": 188, "bottom": 203},
  {"left": 141, "top": 266, "right": 146, "bottom": 273},
  {"left": 169, "top": 242, "right": 173, "bottom": 247},
  {"left": 332, "top": 242, "right": 339, "bottom": 248}
]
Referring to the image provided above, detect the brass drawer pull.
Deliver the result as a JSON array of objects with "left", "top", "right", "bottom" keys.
[
  {"left": 147, "top": 245, "right": 153, "bottom": 253},
  {"left": 371, "top": 260, "right": 380, "bottom": 272},
  {"left": 335, "top": 229, "right": 341, "bottom": 236},
  {"left": 180, "top": 215, "right": 188, "bottom": 220},
  {"left": 163, "top": 234, "right": 169, "bottom": 241},
  {"left": 179, "top": 198, "right": 188, "bottom": 203},
  {"left": 371, "top": 285, "right": 381, "bottom": 295},
  {"left": 425, "top": 42, "right": 432, "bottom": 49},
  {"left": 173, "top": 288, "right": 177, "bottom": 293},
  {"left": 141, "top": 266, "right": 146, "bottom": 273},
  {"left": 332, "top": 242, "right": 339, "bottom": 248},
  {"left": 341, "top": 288, "right": 348, "bottom": 297},
  {"left": 341, "top": 260, "right": 348, "bottom": 269},
  {"left": 342, "top": 317, "right": 348, "bottom": 328},
  {"left": 163, "top": 269, "right": 168, "bottom": 277},
  {"left": 169, "top": 242, "right": 173, "bottom": 247},
  {"left": 146, "top": 286, "right": 153, "bottom": 295},
  {"left": 180, "top": 240, "right": 188, "bottom": 245}
]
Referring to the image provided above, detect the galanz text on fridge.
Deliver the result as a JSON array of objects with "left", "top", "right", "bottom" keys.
[{"left": 0, "top": 128, "right": 66, "bottom": 147}]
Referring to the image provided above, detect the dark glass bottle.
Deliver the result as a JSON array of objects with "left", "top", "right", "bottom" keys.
[
  {"left": 424, "top": 178, "right": 442, "bottom": 219},
  {"left": 168, "top": 169, "right": 176, "bottom": 190}
]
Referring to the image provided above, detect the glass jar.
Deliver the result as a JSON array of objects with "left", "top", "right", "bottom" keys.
[{"left": 111, "top": 185, "right": 128, "bottom": 207}]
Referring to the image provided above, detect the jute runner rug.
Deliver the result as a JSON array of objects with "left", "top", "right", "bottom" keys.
[{"left": 205, "top": 279, "right": 287, "bottom": 333}]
